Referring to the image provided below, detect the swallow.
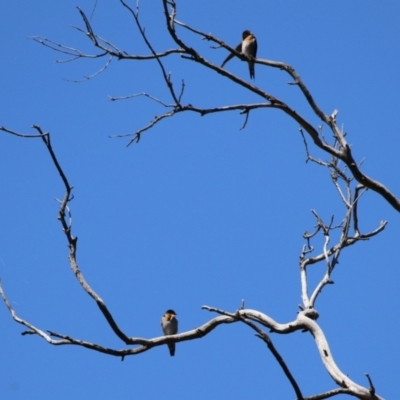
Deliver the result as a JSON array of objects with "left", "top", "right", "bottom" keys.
[
  {"left": 221, "top": 30, "right": 258, "bottom": 79},
  {"left": 161, "top": 309, "right": 178, "bottom": 356}
]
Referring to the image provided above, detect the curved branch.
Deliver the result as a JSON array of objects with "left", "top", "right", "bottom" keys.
[
  {"left": 241, "top": 317, "right": 304, "bottom": 400},
  {"left": 303, "top": 388, "right": 355, "bottom": 400},
  {"left": 31, "top": 2, "right": 400, "bottom": 212},
  {"left": 2, "top": 276, "right": 381, "bottom": 399},
  {"left": 120, "top": 0, "right": 182, "bottom": 105},
  {"left": 241, "top": 309, "right": 383, "bottom": 400},
  {"left": 159, "top": 1, "right": 400, "bottom": 212},
  {"left": 32, "top": 35, "right": 183, "bottom": 62},
  {"left": 0, "top": 281, "right": 235, "bottom": 355},
  {"left": 109, "top": 102, "right": 272, "bottom": 144},
  {"left": 32, "top": 2, "right": 400, "bottom": 211},
  {"left": 1, "top": 3, "right": 390, "bottom": 398},
  {"left": 1, "top": 275, "right": 384, "bottom": 398},
  {"left": 0, "top": 126, "right": 135, "bottom": 344},
  {"left": 298, "top": 162, "right": 387, "bottom": 308}
]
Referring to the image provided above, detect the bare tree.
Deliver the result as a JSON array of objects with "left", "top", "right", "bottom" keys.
[{"left": 1, "top": 1, "right": 396, "bottom": 399}]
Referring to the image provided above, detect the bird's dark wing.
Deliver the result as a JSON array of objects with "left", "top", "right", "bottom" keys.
[
  {"left": 221, "top": 42, "right": 242, "bottom": 68},
  {"left": 253, "top": 37, "right": 258, "bottom": 59}
]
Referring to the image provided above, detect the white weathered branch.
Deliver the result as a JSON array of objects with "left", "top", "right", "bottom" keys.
[
  {"left": 241, "top": 309, "right": 383, "bottom": 400},
  {"left": 1, "top": 2, "right": 391, "bottom": 397}
]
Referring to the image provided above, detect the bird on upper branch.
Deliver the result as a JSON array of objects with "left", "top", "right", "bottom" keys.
[{"left": 221, "top": 30, "right": 258, "bottom": 79}]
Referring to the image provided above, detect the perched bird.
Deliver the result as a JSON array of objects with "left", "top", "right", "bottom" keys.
[
  {"left": 161, "top": 309, "right": 178, "bottom": 356},
  {"left": 221, "top": 30, "right": 258, "bottom": 79}
]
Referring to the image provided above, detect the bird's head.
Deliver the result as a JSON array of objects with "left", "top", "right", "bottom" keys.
[{"left": 242, "top": 30, "right": 252, "bottom": 39}]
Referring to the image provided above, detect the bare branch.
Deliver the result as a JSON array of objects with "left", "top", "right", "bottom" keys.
[
  {"left": 32, "top": 35, "right": 182, "bottom": 62},
  {"left": 212, "top": 308, "right": 383, "bottom": 400},
  {"left": 120, "top": 0, "right": 182, "bottom": 105},
  {"left": 109, "top": 102, "right": 272, "bottom": 144},
  {"left": 303, "top": 388, "right": 354, "bottom": 400},
  {"left": 1, "top": 126, "right": 135, "bottom": 343},
  {"left": 90, "top": 0, "right": 98, "bottom": 20},
  {"left": 365, "top": 373, "right": 376, "bottom": 396},
  {"left": 0, "top": 125, "right": 47, "bottom": 138},
  {"left": 0, "top": 280, "right": 70, "bottom": 345},
  {"left": 108, "top": 92, "right": 174, "bottom": 106},
  {"left": 353, "top": 185, "right": 367, "bottom": 236},
  {"left": 30, "top": 36, "right": 107, "bottom": 60},
  {"left": 30, "top": 1, "right": 400, "bottom": 211},
  {"left": 241, "top": 317, "right": 304, "bottom": 400},
  {"left": 1, "top": 267, "right": 384, "bottom": 399},
  {"left": 0, "top": 282, "right": 236, "bottom": 356},
  {"left": 126, "top": 110, "right": 175, "bottom": 145},
  {"left": 64, "top": 56, "right": 112, "bottom": 82},
  {"left": 298, "top": 151, "right": 387, "bottom": 309},
  {"left": 1, "top": 3, "right": 391, "bottom": 398}
]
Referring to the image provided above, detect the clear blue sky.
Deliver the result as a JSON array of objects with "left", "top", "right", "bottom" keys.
[{"left": 1, "top": 1, "right": 399, "bottom": 399}]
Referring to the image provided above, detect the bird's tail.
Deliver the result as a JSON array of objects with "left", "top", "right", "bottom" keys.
[
  {"left": 168, "top": 342, "right": 175, "bottom": 357},
  {"left": 249, "top": 61, "right": 255, "bottom": 79}
]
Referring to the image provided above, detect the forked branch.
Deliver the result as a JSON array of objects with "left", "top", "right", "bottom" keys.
[
  {"left": 1, "top": 1, "right": 390, "bottom": 398},
  {"left": 29, "top": 1, "right": 400, "bottom": 213},
  {"left": 299, "top": 144, "right": 387, "bottom": 309}
]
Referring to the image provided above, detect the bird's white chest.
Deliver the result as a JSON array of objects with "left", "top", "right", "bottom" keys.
[
  {"left": 242, "top": 39, "right": 255, "bottom": 57},
  {"left": 162, "top": 319, "right": 177, "bottom": 335}
]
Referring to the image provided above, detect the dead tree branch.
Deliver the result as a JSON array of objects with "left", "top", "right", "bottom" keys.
[
  {"left": 0, "top": 122, "right": 384, "bottom": 399},
  {"left": 29, "top": 1, "right": 400, "bottom": 213},
  {"left": 54, "top": 0, "right": 400, "bottom": 211},
  {"left": 1, "top": 1, "right": 391, "bottom": 398},
  {"left": 299, "top": 142, "right": 387, "bottom": 309},
  {"left": 204, "top": 307, "right": 383, "bottom": 400}
]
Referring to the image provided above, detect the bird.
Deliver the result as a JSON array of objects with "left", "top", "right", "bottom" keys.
[
  {"left": 221, "top": 30, "right": 257, "bottom": 79},
  {"left": 161, "top": 309, "right": 178, "bottom": 356}
]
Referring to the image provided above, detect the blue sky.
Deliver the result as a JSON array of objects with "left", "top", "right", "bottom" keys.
[{"left": 1, "top": 1, "right": 399, "bottom": 399}]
